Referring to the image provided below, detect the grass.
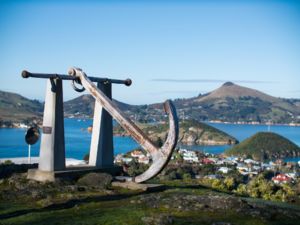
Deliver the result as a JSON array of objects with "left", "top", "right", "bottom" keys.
[
  {"left": 1, "top": 187, "right": 298, "bottom": 225},
  {"left": 0, "top": 195, "right": 267, "bottom": 225}
]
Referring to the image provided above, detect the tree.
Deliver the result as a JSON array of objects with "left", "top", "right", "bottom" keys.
[
  {"left": 212, "top": 179, "right": 226, "bottom": 191},
  {"left": 224, "top": 177, "right": 235, "bottom": 190},
  {"left": 235, "top": 184, "right": 248, "bottom": 196}
]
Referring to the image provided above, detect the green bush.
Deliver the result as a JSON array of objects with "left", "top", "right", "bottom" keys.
[{"left": 182, "top": 173, "right": 192, "bottom": 181}]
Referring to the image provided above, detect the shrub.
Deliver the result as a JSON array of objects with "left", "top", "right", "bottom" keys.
[
  {"left": 235, "top": 184, "right": 248, "bottom": 196},
  {"left": 224, "top": 177, "right": 235, "bottom": 190},
  {"left": 182, "top": 173, "right": 192, "bottom": 181}
]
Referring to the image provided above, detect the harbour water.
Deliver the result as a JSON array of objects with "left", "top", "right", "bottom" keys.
[
  {"left": 0, "top": 119, "right": 299, "bottom": 161},
  {"left": 0, "top": 118, "right": 139, "bottom": 160}
]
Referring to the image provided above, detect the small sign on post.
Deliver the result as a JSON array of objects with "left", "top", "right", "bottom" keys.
[{"left": 25, "top": 127, "right": 40, "bottom": 164}]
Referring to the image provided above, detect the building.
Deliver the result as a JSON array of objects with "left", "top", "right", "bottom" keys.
[
  {"left": 202, "top": 158, "right": 215, "bottom": 165},
  {"left": 272, "top": 174, "right": 291, "bottom": 184},
  {"left": 218, "top": 167, "right": 232, "bottom": 174},
  {"left": 138, "top": 156, "right": 150, "bottom": 164},
  {"left": 244, "top": 159, "right": 259, "bottom": 165},
  {"left": 131, "top": 150, "right": 145, "bottom": 158},
  {"left": 179, "top": 149, "right": 199, "bottom": 163}
]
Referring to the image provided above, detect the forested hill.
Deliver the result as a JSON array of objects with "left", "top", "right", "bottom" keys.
[{"left": 225, "top": 132, "right": 300, "bottom": 160}]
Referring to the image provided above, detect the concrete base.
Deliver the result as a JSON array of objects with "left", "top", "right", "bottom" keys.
[{"left": 27, "top": 165, "right": 122, "bottom": 182}]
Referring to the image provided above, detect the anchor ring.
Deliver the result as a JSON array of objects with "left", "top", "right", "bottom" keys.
[{"left": 71, "top": 78, "right": 85, "bottom": 92}]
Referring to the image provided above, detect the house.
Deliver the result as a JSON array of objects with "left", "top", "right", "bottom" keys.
[
  {"left": 240, "top": 171, "right": 258, "bottom": 176},
  {"left": 236, "top": 163, "right": 250, "bottom": 172},
  {"left": 131, "top": 150, "right": 145, "bottom": 158},
  {"left": 202, "top": 158, "right": 215, "bottom": 164},
  {"left": 272, "top": 174, "right": 291, "bottom": 184},
  {"left": 274, "top": 159, "right": 285, "bottom": 166},
  {"left": 183, "top": 155, "right": 199, "bottom": 163},
  {"left": 225, "top": 157, "right": 239, "bottom": 164},
  {"left": 121, "top": 157, "right": 133, "bottom": 163},
  {"left": 285, "top": 172, "right": 298, "bottom": 180},
  {"left": 218, "top": 167, "right": 232, "bottom": 174},
  {"left": 180, "top": 149, "right": 199, "bottom": 163},
  {"left": 244, "top": 159, "right": 259, "bottom": 165},
  {"left": 114, "top": 154, "right": 124, "bottom": 163},
  {"left": 252, "top": 165, "right": 262, "bottom": 171},
  {"left": 262, "top": 163, "right": 274, "bottom": 170},
  {"left": 138, "top": 156, "right": 150, "bottom": 164},
  {"left": 204, "top": 174, "right": 222, "bottom": 180}
]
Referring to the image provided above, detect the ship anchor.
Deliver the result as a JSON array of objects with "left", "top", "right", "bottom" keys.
[
  {"left": 22, "top": 67, "right": 178, "bottom": 183},
  {"left": 68, "top": 67, "right": 179, "bottom": 183}
]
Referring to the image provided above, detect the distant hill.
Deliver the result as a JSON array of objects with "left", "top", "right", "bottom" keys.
[
  {"left": 64, "top": 82, "right": 300, "bottom": 124},
  {"left": 1, "top": 81, "right": 300, "bottom": 126},
  {"left": 64, "top": 94, "right": 140, "bottom": 119},
  {"left": 189, "top": 82, "right": 300, "bottom": 123},
  {"left": 225, "top": 132, "right": 300, "bottom": 160},
  {"left": 0, "top": 90, "right": 43, "bottom": 127},
  {"left": 114, "top": 119, "right": 239, "bottom": 146}
]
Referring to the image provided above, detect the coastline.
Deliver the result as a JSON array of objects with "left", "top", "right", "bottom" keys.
[
  {"left": 2, "top": 118, "right": 300, "bottom": 129},
  {"left": 0, "top": 157, "right": 85, "bottom": 166}
]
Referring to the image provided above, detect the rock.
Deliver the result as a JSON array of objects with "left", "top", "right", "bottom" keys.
[
  {"left": 37, "top": 196, "right": 54, "bottom": 207},
  {"left": 112, "top": 181, "right": 165, "bottom": 191},
  {"left": 77, "top": 173, "right": 112, "bottom": 189},
  {"left": 141, "top": 214, "right": 173, "bottom": 225},
  {"left": 31, "top": 189, "right": 46, "bottom": 199},
  {"left": 77, "top": 186, "right": 86, "bottom": 192}
]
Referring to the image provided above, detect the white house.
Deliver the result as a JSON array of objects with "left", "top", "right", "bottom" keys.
[
  {"left": 244, "top": 159, "right": 259, "bottom": 164},
  {"left": 218, "top": 167, "right": 232, "bottom": 174}
]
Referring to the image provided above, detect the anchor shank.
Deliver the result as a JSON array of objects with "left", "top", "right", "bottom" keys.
[{"left": 70, "top": 69, "right": 159, "bottom": 155}]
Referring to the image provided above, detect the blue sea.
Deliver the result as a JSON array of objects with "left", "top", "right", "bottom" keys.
[
  {"left": 0, "top": 118, "right": 139, "bottom": 160},
  {"left": 0, "top": 119, "right": 299, "bottom": 162}
]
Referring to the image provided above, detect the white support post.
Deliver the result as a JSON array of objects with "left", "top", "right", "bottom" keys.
[
  {"left": 89, "top": 82, "right": 114, "bottom": 167},
  {"left": 38, "top": 79, "right": 66, "bottom": 171}
]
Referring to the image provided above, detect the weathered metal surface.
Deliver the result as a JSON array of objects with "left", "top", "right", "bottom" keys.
[
  {"left": 21, "top": 70, "right": 132, "bottom": 86},
  {"left": 25, "top": 127, "right": 40, "bottom": 145},
  {"left": 68, "top": 67, "right": 179, "bottom": 183}
]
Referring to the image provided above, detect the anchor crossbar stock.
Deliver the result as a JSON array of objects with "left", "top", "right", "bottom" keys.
[{"left": 21, "top": 70, "right": 132, "bottom": 86}]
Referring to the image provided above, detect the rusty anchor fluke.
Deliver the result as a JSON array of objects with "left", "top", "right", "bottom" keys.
[{"left": 68, "top": 67, "right": 179, "bottom": 183}]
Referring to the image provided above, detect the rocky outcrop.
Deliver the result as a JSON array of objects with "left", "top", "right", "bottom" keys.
[
  {"left": 137, "top": 191, "right": 300, "bottom": 221},
  {"left": 77, "top": 173, "right": 112, "bottom": 189}
]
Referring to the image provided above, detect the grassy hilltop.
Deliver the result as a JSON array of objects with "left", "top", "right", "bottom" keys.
[
  {"left": 0, "top": 91, "right": 43, "bottom": 126},
  {"left": 225, "top": 132, "right": 300, "bottom": 160}
]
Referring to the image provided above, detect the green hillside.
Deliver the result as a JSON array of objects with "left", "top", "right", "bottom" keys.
[
  {"left": 225, "top": 132, "right": 300, "bottom": 160},
  {"left": 0, "top": 91, "right": 43, "bottom": 126},
  {"left": 114, "top": 119, "right": 239, "bottom": 146}
]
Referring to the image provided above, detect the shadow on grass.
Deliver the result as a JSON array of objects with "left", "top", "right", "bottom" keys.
[
  {"left": 0, "top": 186, "right": 165, "bottom": 220},
  {"left": 0, "top": 182, "right": 212, "bottom": 220}
]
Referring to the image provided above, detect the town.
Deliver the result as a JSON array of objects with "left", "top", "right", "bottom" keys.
[{"left": 115, "top": 148, "right": 300, "bottom": 202}]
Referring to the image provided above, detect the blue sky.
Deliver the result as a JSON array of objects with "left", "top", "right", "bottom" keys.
[{"left": 0, "top": 0, "right": 299, "bottom": 104}]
